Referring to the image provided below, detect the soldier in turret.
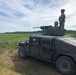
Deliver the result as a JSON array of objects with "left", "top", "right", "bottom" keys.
[
  {"left": 54, "top": 21, "right": 58, "bottom": 28},
  {"left": 59, "top": 9, "right": 66, "bottom": 29}
]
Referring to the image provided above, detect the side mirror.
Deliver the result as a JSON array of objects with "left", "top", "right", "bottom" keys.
[
  {"left": 26, "top": 40, "right": 29, "bottom": 43},
  {"left": 25, "top": 40, "right": 29, "bottom": 46}
]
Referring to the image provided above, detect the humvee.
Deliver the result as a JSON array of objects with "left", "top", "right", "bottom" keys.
[{"left": 18, "top": 33, "right": 76, "bottom": 75}]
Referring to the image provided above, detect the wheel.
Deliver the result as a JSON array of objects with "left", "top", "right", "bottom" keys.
[
  {"left": 55, "top": 56, "right": 76, "bottom": 75},
  {"left": 18, "top": 46, "right": 26, "bottom": 58}
]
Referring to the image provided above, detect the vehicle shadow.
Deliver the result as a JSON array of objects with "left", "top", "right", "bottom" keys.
[{"left": 10, "top": 53, "right": 76, "bottom": 75}]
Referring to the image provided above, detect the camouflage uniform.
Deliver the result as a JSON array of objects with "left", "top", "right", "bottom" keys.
[
  {"left": 54, "top": 21, "right": 58, "bottom": 28},
  {"left": 59, "top": 9, "right": 66, "bottom": 29}
]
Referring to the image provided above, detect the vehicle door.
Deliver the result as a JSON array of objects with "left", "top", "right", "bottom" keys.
[
  {"left": 40, "top": 38, "right": 54, "bottom": 60},
  {"left": 29, "top": 37, "right": 41, "bottom": 57}
]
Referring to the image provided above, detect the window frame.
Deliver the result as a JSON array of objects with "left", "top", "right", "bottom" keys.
[
  {"left": 30, "top": 37, "right": 40, "bottom": 45},
  {"left": 41, "top": 38, "right": 52, "bottom": 48}
]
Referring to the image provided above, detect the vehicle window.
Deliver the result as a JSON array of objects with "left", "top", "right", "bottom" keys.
[
  {"left": 30, "top": 38, "right": 39, "bottom": 45},
  {"left": 41, "top": 39, "right": 51, "bottom": 48}
]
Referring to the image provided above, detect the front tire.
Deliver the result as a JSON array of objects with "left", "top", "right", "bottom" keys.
[
  {"left": 56, "top": 56, "right": 76, "bottom": 75},
  {"left": 18, "top": 46, "right": 26, "bottom": 58}
]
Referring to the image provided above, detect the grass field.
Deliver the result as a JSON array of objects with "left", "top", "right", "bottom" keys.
[
  {"left": 0, "top": 32, "right": 76, "bottom": 75},
  {"left": 65, "top": 30, "right": 76, "bottom": 36},
  {"left": 0, "top": 33, "right": 30, "bottom": 53},
  {"left": 0, "top": 33, "right": 30, "bottom": 75}
]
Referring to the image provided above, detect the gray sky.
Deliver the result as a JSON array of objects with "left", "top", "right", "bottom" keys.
[{"left": 0, "top": 0, "right": 76, "bottom": 32}]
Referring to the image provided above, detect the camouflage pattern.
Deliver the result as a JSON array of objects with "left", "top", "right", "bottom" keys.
[
  {"left": 18, "top": 35, "right": 76, "bottom": 62},
  {"left": 40, "top": 25, "right": 66, "bottom": 36}
]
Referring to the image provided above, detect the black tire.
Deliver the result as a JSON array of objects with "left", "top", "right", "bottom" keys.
[
  {"left": 18, "top": 46, "right": 26, "bottom": 58},
  {"left": 55, "top": 56, "right": 76, "bottom": 75}
]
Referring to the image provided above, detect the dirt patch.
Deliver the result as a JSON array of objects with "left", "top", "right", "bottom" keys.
[{"left": 0, "top": 50, "right": 76, "bottom": 75}]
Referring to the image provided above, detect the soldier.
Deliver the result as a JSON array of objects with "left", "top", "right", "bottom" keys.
[
  {"left": 54, "top": 21, "right": 58, "bottom": 28},
  {"left": 59, "top": 9, "right": 66, "bottom": 29}
]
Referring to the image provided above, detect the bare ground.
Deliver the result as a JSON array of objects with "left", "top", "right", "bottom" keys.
[{"left": 0, "top": 50, "right": 76, "bottom": 75}]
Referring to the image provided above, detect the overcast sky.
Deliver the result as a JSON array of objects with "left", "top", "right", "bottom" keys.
[{"left": 0, "top": 0, "right": 76, "bottom": 32}]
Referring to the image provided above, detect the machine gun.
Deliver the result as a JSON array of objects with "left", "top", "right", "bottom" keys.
[
  {"left": 33, "top": 25, "right": 53, "bottom": 29},
  {"left": 33, "top": 25, "right": 66, "bottom": 36}
]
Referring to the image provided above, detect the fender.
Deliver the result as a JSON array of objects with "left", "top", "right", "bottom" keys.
[
  {"left": 52, "top": 53, "right": 76, "bottom": 63},
  {"left": 18, "top": 42, "right": 26, "bottom": 47}
]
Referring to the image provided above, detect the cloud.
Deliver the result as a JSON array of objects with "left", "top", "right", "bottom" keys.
[{"left": 0, "top": 0, "right": 76, "bottom": 32}]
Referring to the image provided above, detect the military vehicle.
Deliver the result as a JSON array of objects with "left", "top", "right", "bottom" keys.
[{"left": 18, "top": 26, "right": 76, "bottom": 75}]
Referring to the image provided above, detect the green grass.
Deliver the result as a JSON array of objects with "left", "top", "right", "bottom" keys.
[
  {"left": 65, "top": 32, "right": 76, "bottom": 38},
  {"left": 0, "top": 33, "right": 30, "bottom": 53},
  {"left": 0, "top": 61, "right": 6, "bottom": 68}
]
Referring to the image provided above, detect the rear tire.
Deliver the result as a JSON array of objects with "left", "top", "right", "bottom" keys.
[
  {"left": 56, "top": 56, "right": 76, "bottom": 75},
  {"left": 18, "top": 46, "right": 26, "bottom": 58}
]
